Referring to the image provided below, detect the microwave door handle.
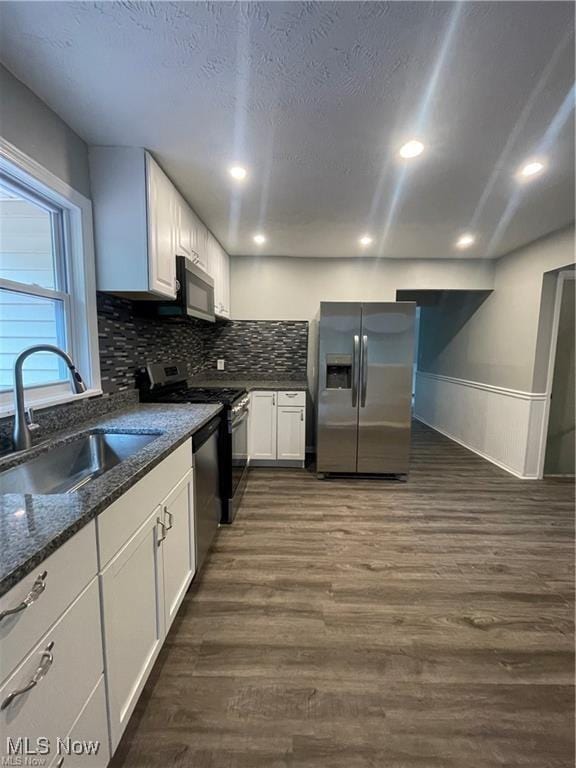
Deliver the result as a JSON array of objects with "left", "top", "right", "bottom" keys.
[
  {"left": 352, "top": 334, "right": 359, "bottom": 407},
  {"left": 361, "top": 334, "right": 368, "bottom": 407}
]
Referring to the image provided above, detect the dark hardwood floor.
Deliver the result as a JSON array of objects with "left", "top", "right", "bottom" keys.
[{"left": 111, "top": 421, "right": 575, "bottom": 768}]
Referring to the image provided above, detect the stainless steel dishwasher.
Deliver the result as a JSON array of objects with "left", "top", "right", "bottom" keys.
[{"left": 192, "top": 415, "right": 221, "bottom": 571}]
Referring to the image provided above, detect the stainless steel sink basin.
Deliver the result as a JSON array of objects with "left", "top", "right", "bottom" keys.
[{"left": 0, "top": 431, "right": 161, "bottom": 495}]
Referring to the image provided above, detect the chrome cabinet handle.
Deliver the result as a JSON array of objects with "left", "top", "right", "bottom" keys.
[
  {"left": 0, "top": 571, "right": 47, "bottom": 624},
  {"left": 352, "top": 334, "right": 359, "bottom": 407},
  {"left": 361, "top": 334, "right": 368, "bottom": 407},
  {"left": 300, "top": 410, "right": 304, "bottom": 422},
  {"left": 157, "top": 518, "right": 167, "bottom": 546},
  {"left": 272, "top": 394, "right": 275, "bottom": 406},
  {"left": 1, "top": 641, "right": 54, "bottom": 711},
  {"left": 164, "top": 507, "right": 173, "bottom": 531}
]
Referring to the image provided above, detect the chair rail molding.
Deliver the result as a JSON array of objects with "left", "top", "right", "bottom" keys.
[{"left": 414, "top": 370, "right": 547, "bottom": 479}]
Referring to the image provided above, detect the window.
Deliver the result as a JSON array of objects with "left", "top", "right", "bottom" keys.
[
  {"left": 0, "top": 179, "right": 71, "bottom": 390},
  {"left": 0, "top": 141, "right": 101, "bottom": 412}
]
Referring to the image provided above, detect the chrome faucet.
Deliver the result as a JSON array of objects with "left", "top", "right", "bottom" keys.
[{"left": 13, "top": 344, "right": 87, "bottom": 451}]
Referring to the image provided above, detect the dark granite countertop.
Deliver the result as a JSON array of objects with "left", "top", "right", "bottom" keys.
[
  {"left": 0, "top": 403, "right": 221, "bottom": 597},
  {"left": 188, "top": 377, "right": 308, "bottom": 392}
]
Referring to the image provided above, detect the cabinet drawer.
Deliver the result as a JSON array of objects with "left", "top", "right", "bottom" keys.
[
  {"left": 277, "top": 390, "right": 306, "bottom": 406},
  {"left": 50, "top": 676, "right": 109, "bottom": 768},
  {"left": 98, "top": 439, "right": 192, "bottom": 566},
  {"left": 0, "top": 579, "right": 103, "bottom": 758},
  {"left": 0, "top": 522, "right": 98, "bottom": 686}
]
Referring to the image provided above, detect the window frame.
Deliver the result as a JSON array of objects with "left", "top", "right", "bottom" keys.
[{"left": 0, "top": 137, "right": 101, "bottom": 414}]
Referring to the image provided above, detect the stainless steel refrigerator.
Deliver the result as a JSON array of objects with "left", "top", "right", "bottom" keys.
[{"left": 316, "top": 302, "right": 416, "bottom": 476}]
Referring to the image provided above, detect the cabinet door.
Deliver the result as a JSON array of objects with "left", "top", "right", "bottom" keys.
[
  {"left": 212, "top": 243, "right": 223, "bottom": 315},
  {"left": 146, "top": 154, "right": 176, "bottom": 298},
  {"left": 191, "top": 216, "right": 208, "bottom": 271},
  {"left": 277, "top": 406, "right": 306, "bottom": 461},
  {"left": 100, "top": 511, "right": 164, "bottom": 751},
  {"left": 161, "top": 470, "right": 195, "bottom": 632},
  {"left": 249, "top": 392, "right": 277, "bottom": 460},
  {"left": 175, "top": 196, "right": 194, "bottom": 260},
  {"left": 215, "top": 247, "right": 230, "bottom": 317}
]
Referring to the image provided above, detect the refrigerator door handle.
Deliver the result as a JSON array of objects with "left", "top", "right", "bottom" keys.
[
  {"left": 352, "top": 334, "right": 360, "bottom": 407},
  {"left": 361, "top": 334, "right": 368, "bottom": 407}
]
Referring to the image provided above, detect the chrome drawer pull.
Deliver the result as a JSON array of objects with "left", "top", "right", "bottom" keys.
[
  {"left": 1, "top": 641, "right": 54, "bottom": 711},
  {"left": 157, "top": 518, "right": 167, "bottom": 545},
  {"left": 164, "top": 507, "right": 173, "bottom": 531},
  {"left": 0, "top": 571, "right": 47, "bottom": 623}
]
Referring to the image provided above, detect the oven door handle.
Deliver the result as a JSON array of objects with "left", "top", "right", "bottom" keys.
[{"left": 231, "top": 408, "right": 249, "bottom": 430}]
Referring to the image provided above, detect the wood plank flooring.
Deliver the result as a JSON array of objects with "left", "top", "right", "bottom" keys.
[{"left": 111, "top": 421, "right": 575, "bottom": 768}]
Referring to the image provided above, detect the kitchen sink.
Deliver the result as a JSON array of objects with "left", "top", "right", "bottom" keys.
[{"left": 0, "top": 431, "right": 161, "bottom": 495}]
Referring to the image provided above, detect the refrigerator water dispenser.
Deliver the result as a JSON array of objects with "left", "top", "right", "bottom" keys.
[{"left": 326, "top": 354, "right": 352, "bottom": 389}]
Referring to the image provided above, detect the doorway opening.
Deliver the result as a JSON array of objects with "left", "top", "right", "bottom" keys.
[{"left": 543, "top": 272, "right": 575, "bottom": 478}]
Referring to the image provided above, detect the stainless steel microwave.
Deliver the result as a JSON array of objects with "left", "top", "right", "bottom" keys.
[{"left": 156, "top": 255, "right": 215, "bottom": 322}]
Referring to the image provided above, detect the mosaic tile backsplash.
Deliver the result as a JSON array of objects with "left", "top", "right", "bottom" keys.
[
  {"left": 0, "top": 294, "right": 308, "bottom": 452},
  {"left": 97, "top": 294, "right": 308, "bottom": 393}
]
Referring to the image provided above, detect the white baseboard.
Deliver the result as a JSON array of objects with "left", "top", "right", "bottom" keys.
[
  {"left": 414, "top": 371, "right": 547, "bottom": 479},
  {"left": 415, "top": 414, "right": 534, "bottom": 479}
]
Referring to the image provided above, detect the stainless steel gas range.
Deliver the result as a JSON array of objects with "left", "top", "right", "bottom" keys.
[{"left": 138, "top": 362, "right": 250, "bottom": 527}]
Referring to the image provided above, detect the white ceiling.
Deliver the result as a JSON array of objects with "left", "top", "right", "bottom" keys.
[{"left": 0, "top": 1, "right": 574, "bottom": 259}]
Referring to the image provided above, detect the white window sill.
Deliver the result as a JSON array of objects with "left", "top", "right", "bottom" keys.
[{"left": 0, "top": 388, "right": 103, "bottom": 418}]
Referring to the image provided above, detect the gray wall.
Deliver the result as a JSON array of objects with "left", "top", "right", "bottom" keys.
[
  {"left": 230, "top": 257, "right": 494, "bottom": 321},
  {"left": 418, "top": 227, "right": 575, "bottom": 391},
  {"left": 0, "top": 64, "right": 90, "bottom": 197}
]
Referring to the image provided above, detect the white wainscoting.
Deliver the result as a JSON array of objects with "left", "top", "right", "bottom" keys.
[{"left": 414, "top": 371, "right": 547, "bottom": 479}]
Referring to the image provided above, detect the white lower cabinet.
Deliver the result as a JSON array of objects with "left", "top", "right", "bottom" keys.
[
  {"left": 100, "top": 510, "right": 164, "bottom": 751},
  {"left": 249, "top": 391, "right": 277, "bottom": 460},
  {"left": 0, "top": 579, "right": 103, "bottom": 765},
  {"left": 51, "top": 677, "right": 110, "bottom": 768},
  {"left": 249, "top": 391, "right": 306, "bottom": 466},
  {"left": 160, "top": 470, "right": 195, "bottom": 632},
  {"left": 277, "top": 406, "right": 306, "bottom": 461},
  {"left": 99, "top": 444, "right": 196, "bottom": 753},
  {"left": 0, "top": 521, "right": 98, "bottom": 686},
  {"left": 2, "top": 442, "right": 198, "bottom": 767}
]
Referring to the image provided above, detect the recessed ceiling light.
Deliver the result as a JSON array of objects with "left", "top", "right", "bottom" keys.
[
  {"left": 399, "top": 140, "right": 424, "bottom": 159},
  {"left": 359, "top": 235, "right": 373, "bottom": 247},
  {"left": 229, "top": 165, "right": 247, "bottom": 181},
  {"left": 253, "top": 233, "right": 266, "bottom": 245},
  {"left": 455, "top": 233, "right": 476, "bottom": 249},
  {"left": 517, "top": 159, "right": 545, "bottom": 179}
]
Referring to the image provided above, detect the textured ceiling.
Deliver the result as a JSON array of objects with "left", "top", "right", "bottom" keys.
[{"left": 0, "top": 1, "right": 574, "bottom": 259}]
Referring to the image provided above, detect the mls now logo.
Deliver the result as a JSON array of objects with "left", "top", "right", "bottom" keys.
[{"left": 4, "top": 737, "right": 100, "bottom": 763}]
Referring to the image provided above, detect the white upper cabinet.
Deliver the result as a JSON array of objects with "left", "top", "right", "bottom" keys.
[
  {"left": 174, "top": 193, "right": 195, "bottom": 262},
  {"left": 89, "top": 147, "right": 176, "bottom": 299},
  {"left": 89, "top": 146, "right": 230, "bottom": 309},
  {"left": 211, "top": 238, "right": 231, "bottom": 318},
  {"left": 190, "top": 213, "right": 209, "bottom": 272},
  {"left": 146, "top": 154, "right": 178, "bottom": 298}
]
